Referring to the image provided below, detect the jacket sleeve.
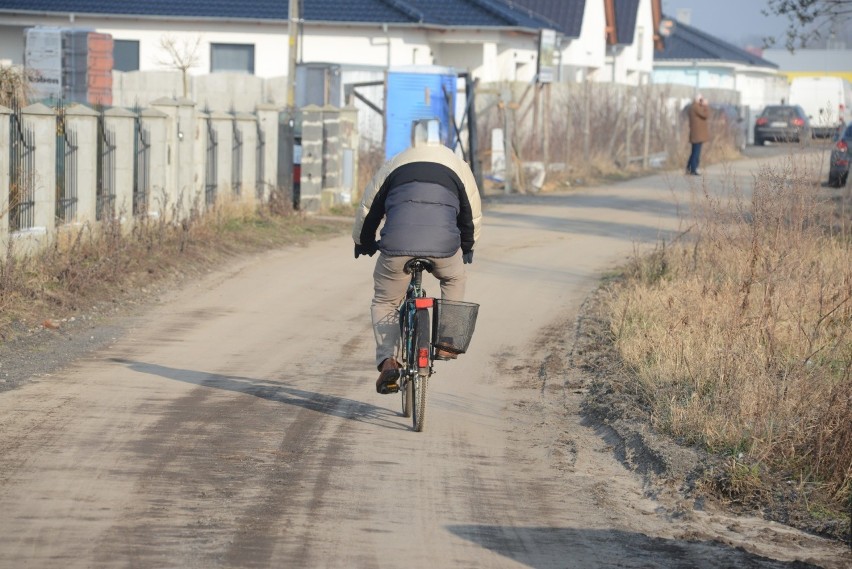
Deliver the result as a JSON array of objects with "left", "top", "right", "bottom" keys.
[{"left": 455, "top": 157, "right": 482, "bottom": 253}]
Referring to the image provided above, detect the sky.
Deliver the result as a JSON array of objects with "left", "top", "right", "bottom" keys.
[{"left": 661, "top": 0, "right": 792, "bottom": 49}]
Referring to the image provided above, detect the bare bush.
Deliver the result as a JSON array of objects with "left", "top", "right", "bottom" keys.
[
  {"left": 0, "top": 65, "right": 33, "bottom": 107},
  {"left": 475, "top": 82, "right": 742, "bottom": 191},
  {"left": 608, "top": 155, "right": 851, "bottom": 521},
  {"left": 355, "top": 143, "right": 386, "bottom": 203}
]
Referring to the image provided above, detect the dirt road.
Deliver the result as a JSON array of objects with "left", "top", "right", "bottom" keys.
[{"left": 0, "top": 153, "right": 848, "bottom": 568}]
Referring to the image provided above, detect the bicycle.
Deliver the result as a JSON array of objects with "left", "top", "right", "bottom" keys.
[
  {"left": 396, "top": 258, "right": 480, "bottom": 432},
  {"left": 398, "top": 258, "right": 435, "bottom": 432}
]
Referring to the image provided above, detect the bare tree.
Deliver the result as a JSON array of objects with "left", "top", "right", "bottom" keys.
[
  {"left": 158, "top": 34, "right": 202, "bottom": 97},
  {"left": 0, "top": 64, "right": 34, "bottom": 107},
  {"left": 764, "top": 0, "right": 852, "bottom": 49}
]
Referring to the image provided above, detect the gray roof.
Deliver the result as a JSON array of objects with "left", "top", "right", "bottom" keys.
[
  {"left": 0, "top": 0, "right": 286, "bottom": 19},
  {"left": 655, "top": 16, "right": 778, "bottom": 68},
  {"left": 0, "top": 0, "right": 554, "bottom": 28},
  {"left": 614, "top": 0, "right": 640, "bottom": 45},
  {"left": 504, "top": 0, "right": 586, "bottom": 38}
]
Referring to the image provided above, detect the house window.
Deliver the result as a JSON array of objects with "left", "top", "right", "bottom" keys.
[
  {"left": 114, "top": 39, "right": 140, "bottom": 71},
  {"left": 211, "top": 43, "right": 255, "bottom": 74}
]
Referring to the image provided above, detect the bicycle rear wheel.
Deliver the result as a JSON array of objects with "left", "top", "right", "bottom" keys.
[
  {"left": 412, "top": 375, "right": 429, "bottom": 432},
  {"left": 411, "top": 307, "right": 431, "bottom": 431}
]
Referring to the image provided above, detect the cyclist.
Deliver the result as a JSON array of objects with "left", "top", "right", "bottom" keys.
[{"left": 353, "top": 119, "right": 482, "bottom": 394}]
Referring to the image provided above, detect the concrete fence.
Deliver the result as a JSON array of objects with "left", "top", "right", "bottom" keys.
[{"left": 1, "top": 98, "right": 359, "bottom": 254}]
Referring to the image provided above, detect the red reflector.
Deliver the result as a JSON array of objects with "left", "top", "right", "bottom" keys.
[
  {"left": 414, "top": 298, "right": 433, "bottom": 309},
  {"left": 837, "top": 159, "right": 849, "bottom": 167},
  {"left": 418, "top": 348, "right": 429, "bottom": 367},
  {"left": 756, "top": 118, "right": 768, "bottom": 125},
  {"left": 792, "top": 118, "right": 804, "bottom": 127}
]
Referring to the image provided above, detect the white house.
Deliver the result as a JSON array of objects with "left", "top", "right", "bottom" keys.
[
  {"left": 0, "top": 0, "right": 664, "bottom": 89},
  {"left": 0, "top": 1, "right": 668, "bottom": 151}
]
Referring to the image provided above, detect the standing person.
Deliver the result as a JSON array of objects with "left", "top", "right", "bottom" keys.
[
  {"left": 686, "top": 94, "right": 710, "bottom": 175},
  {"left": 353, "top": 119, "right": 483, "bottom": 394}
]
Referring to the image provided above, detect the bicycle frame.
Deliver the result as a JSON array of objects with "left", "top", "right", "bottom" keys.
[
  {"left": 400, "top": 261, "right": 434, "bottom": 378},
  {"left": 398, "top": 258, "right": 435, "bottom": 431}
]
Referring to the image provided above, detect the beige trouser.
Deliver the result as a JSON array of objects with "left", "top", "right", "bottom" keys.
[{"left": 371, "top": 251, "right": 466, "bottom": 369}]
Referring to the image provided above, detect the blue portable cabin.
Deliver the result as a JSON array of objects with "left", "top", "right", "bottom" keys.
[{"left": 385, "top": 65, "right": 457, "bottom": 159}]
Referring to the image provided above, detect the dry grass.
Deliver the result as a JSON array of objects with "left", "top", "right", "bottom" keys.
[
  {"left": 607, "top": 155, "right": 852, "bottom": 524},
  {"left": 0, "top": 191, "right": 350, "bottom": 341}
]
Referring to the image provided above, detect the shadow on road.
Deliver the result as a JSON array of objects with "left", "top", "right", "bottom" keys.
[
  {"left": 109, "top": 357, "right": 408, "bottom": 431},
  {"left": 446, "top": 524, "right": 820, "bottom": 568}
]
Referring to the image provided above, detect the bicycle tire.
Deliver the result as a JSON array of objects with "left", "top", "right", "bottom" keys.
[
  {"left": 398, "top": 300, "right": 412, "bottom": 417},
  {"left": 401, "top": 377, "right": 412, "bottom": 418},
  {"left": 412, "top": 307, "right": 431, "bottom": 431},
  {"left": 412, "top": 375, "right": 429, "bottom": 432}
]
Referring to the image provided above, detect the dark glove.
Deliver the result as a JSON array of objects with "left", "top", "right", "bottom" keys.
[
  {"left": 354, "top": 242, "right": 378, "bottom": 259},
  {"left": 462, "top": 250, "right": 474, "bottom": 264}
]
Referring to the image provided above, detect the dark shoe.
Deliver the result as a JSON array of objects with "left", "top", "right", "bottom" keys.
[
  {"left": 434, "top": 348, "right": 458, "bottom": 360},
  {"left": 376, "top": 358, "right": 400, "bottom": 394}
]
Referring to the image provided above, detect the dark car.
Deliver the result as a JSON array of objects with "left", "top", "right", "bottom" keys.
[
  {"left": 754, "top": 105, "right": 811, "bottom": 145},
  {"left": 828, "top": 123, "right": 851, "bottom": 187}
]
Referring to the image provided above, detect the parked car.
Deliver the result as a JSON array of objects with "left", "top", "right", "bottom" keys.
[
  {"left": 828, "top": 122, "right": 851, "bottom": 187},
  {"left": 754, "top": 105, "right": 811, "bottom": 145}
]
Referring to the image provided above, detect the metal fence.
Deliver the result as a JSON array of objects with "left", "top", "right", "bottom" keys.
[
  {"left": 96, "top": 111, "right": 117, "bottom": 221},
  {"left": 133, "top": 115, "right": 151, "bottom": 216},
  {"left": 1, "top": 101, "right": 323, "bottom": 249},
  {"left": 55, "top": 105, "right": 79, "bottom": 223},
  {"left": 232, "top": 117, "right": 243, "bottom": 197},
  {"left": 9, "top": 101, "right": 36, "bottom": 231},
  {"left": 256, "top": 120, "right": 266, "bottom": 199},
  {"left": 205, "top": 116, "right": 218, "bottom": 207}
]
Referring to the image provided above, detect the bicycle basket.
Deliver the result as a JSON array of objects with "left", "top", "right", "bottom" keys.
[{"left": 432, "top": 299, "right": 480, "bottom": 355}]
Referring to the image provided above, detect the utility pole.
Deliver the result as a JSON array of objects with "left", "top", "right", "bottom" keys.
[
  {"left": 280, "top": 0, "right": 299, "bottom": 207},
  {"left": 287, "top": 0, "right": 299, "bottom": 110}
]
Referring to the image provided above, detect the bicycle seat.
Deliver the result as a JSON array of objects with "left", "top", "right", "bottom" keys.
[{"left": 403, "top": 258, "right": 435, "bottom": 274}]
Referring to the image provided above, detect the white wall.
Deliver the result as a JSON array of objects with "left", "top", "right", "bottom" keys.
[
  {"left": 653, "top": 65, "right": 736, "bottom": 91},
  {"left": 301, "top": 25, "right": 540, "bottom": 84},
  {"left": 434, "top": 43, "right": 484, "bottom": 75},
  {"left": 0, "top": 25, "right": 27, "bottom": 65},
  {"left": 560, "top": 0, "right": 607, "bottom": 81},
  {"left": 0, "top": 13, "right": 289, "bottom": 78},
  {"left": 1, "top": 8, "right": 650, "bottom": 89},
  {"left": 302, "top": 27, "right": 416, "bottom": 69},
  {"left": 735, "top": 69, "right": 789, "bottom": 114},
  {"left": 97, "top": 23, "right": 289, "bottom": 78}
]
